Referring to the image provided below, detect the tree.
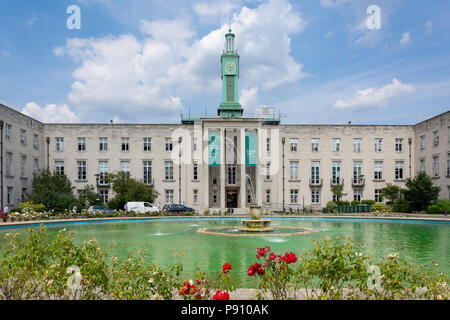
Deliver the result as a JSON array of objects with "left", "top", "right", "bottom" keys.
[
  {"left": 31, "top": 170, "right": 75, "bottom": 211},
  {"left": 403, "top": 171, "right": 440, "bottom": 212},
  {"left": 78, "top": 184, "right": 102, "bottom": 208},
  {"left": 330, "top": 185, "right": 347, "bottom": 204},
  {"left": 106, "top": 172, "right": 159, "bottom": 210},
  {"left": 381, "top": 183, "right": 402, "bottom": 206}
]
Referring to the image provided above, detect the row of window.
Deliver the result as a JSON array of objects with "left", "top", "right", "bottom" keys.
[
  {"left": 419, "top": 128, "right": 450, "bottom": 150},
  {"left": 285, "top": 138, "right": 406, "bottom": 153},
  {"left": 4, "top": 186, "right": 28, "bottom": 205},
  {"left": 264, "top": 160, "right": 407, "bottom": 182},
  {"left": 3, "top": 124, "right": 39, "bottom": 149},
  {"left": 54, "top": 137, "right": 179, "bottom": 152},
  {"left": 419, "top": 154, "right": 450, "bottom": 177},
  {"left": 283, "top": 189, "right": 384, "bottom": 204},
  {"left": 4, "top": 152, "right": 39, "bottom": 178}
]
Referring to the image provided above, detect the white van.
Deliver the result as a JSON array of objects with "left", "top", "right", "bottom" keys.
[{"left": 125, "top": 202, "right": 160, "bottom": 214}]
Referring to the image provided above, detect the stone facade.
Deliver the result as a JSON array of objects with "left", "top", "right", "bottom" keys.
[{"left": 1, "top": 102, "right": 449, "bottom": 211}]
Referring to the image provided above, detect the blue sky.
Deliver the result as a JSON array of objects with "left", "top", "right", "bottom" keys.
[{"left": 0, "top": 0, "right": 449, "bottom": 124}]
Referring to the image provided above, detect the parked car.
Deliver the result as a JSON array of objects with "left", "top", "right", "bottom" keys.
[
  {"left": 87, "top": 205, "right": 114, "bottom": 214},
  {"left": 163, "top": 204, "right": 194, "bottom": 213},
  {"left": 125, "top": 202, "right": 160, "bottom": 214}
]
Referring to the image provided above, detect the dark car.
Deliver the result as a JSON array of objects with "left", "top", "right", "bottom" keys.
[
  {"left": 163, "top": 204, "right": 194, "bottom": 213},
  {"left": 87, "top": 205, "right": 114, "bottom": 213}
]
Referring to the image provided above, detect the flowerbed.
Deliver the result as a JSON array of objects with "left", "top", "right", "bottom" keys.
[{"left": 0, "top": 228, "right": 447, "bottom": 300}]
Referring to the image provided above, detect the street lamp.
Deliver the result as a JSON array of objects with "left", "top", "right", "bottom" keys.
[
  {"left": 281, "top": 137, "right": 285, "bottom": 212},
  {"left": 0, "top": 120, "right": 4, "bottom": 211},
  {"left": 178, "top": 137, "right": 182, "bottom": 204}
]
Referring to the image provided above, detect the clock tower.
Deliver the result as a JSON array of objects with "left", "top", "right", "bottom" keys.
[{"left": 218, "top": 28, "right": 243, "bottom": 118}]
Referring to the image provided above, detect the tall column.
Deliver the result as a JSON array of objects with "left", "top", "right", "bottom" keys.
[
  {"left": 220, "top": 128, "right": 225, "bottom": 209},
  {"left": 256, "top": 128, "right": 262, "bottom": 206},
  {"left": 240, "top": 128, "right": 246, "bottom": 208}
]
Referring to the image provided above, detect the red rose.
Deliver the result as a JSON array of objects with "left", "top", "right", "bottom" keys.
[
  {"left": 269, "top": 253, "right": 277, "bottom": 260},
  {"left": 222, "top": 263, "right": 232, "bottom": 273},
  {"left": 247, "top": 263, "right": 261, "bottom": 276},
  {"left": 212, "top": 290, "right": 230, "bottom": 300}
]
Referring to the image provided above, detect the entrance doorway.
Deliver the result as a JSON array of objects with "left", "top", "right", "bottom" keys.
[{"left": 226, "top": 190, "right": 238, "bottom": 208}]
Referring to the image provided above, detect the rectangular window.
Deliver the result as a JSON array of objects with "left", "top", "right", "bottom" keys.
[
  {"left": 33, "top": 134, "right": 39, "bottom": 149},
  {"left": 311, "top": 138, "right": 320, "bottom": 152},
  {"left": 55, "top": 137, "right": 64, "bottom": 151},
  {"left": 98, "top": 161, "right": 109, "bottom": 185},
  {"left": 311, "top": 161, "right": 320, "bottom": 184},
  {"left": 353, "top": 161, "right": 363, "bottom": 184},
  {"left": 353, "top": 138, "right": 361, "bottom": 153},
  {"left": 395, "top": 161, "right": 404, "bottom": 180},
  {"left": 165, "top": 138, "right": 173, "bottom": 151},
  {"left": 332, "top": 161, "right": 341, "bottom": 184},
  {"left": 290, "top": 161, "right": 299, "bottom": 180},
  {"left": 420, "top": 135, "right": 426, "bottom": 150},
  {"left": 20, "top": 129, "right": 26, "bottom": 145},
  {"left": 193, "top": 161, "right": 199, "bottom": 180},
  {"left": 354, "top": 190, "right": 362, "bottom": 202},
  {"left": 266, "top": 138, "right": 271, "bottom": 156},
  {"left": 165, "top": 161, "right": 174, "bottom": 180},
  {"left": 121, "top": 137, "right": 130, "bottom": 151},
  {"left": 7, "top": 187, "right": 13, "bottom": 205},
  {"left": 375, "top": 189, "right": 383, "bottom": 203},
  {"left": 144, "top": 137, "right": 152, "bottom": 151},
  {"left": 265, "top": 162, "right": 271, "bottom": 179},
  {"left": 432, "top": 156, "right": 439, "bottom": 177},
  {"left": 193, "top": 189, "right": 199, "bottom": 205},
  {"left": 100, "top": 190, "right": 108, "bottom": 204},
  {"left": 374, "top": 138, "right": 382, "bottom": 152},
  {"left": 447, "top": 154, "right": 450, "bottom": 176},
  {"left": 227, "top": 164, "right": 236, "bottom": 184},
  {"left": 99, "top": 137, "right": 108, "bottom": 151},
  {"left": 5, "top": 124, "right": 11, "bottom": 141},
  {"left": 6, "top": 152, "right": 12, "bottom": 176},
  {"left": 121, "top": 161, "right": 131, "bottom": 174},
  {"left": 266, "top": 190, "right": 271, "bottom": 203},
  {"left": 332, "top": 138, "right": 340, "bottom": 152},
  {"left": 290, "top": 138, "right": 298, "bottom": 152},
  {"left": 77, "top": 160, "right": 87, "bottom": 180},
  {"left": 54, "top": 160, "right": 64, "bottom": 175},
  {"left": 21, "top": 188, "right": 27, "bottom": 202},
  {"left": 20, "top": 156, "right": 26, "bottom": 177},
  {"left": 212, "top": 190, "right": 218, "bottom": 204},
  {"left": 433, "top": 131, "right": 439, "bottom": 147},
  {"left": 33, "top": 158, "right": 39, "bottom": 178},
  {"left": 193, "top": 138, "right": 198, "bottom": 152},
  {"left": 312, "top": 190, "right": 320, "bottom": 204},
  {"left": 77, "top": 137, "right": 86, "bottom": 151},
  {"left": 419, "top": 159, "right": 425, "bottom": 172},
  {"left": 290, "top": 189, "right": 299, "bottom": 204},
  {"left": 143, "top": 161, "right": 152, "bottom": 184},
  {"left": 165, "top": 190, "right": 174, "bottom": 204},
  {"left": 395, "top": 138, "right": 403, "bottom": 152},
  {"left": 374, "top": 161, "right": 383, "bottom": 180}
]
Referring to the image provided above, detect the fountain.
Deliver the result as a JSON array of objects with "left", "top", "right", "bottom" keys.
[{"left": 240, "top": 205, "right": 274, "bottom": 232}]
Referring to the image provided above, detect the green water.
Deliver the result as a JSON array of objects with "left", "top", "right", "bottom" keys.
[{"left": 0, "top": 217, "right": 449, "bottom": 288}]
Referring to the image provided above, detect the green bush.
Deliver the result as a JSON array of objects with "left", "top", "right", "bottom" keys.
[
  {"left": 19, "top": 201, "right": 45, "bottom": 212},
  {"left": 426, "top": 199, "right": 450, "bottom": 214},
  {"left": 362, "top": 200, "right": 376, "bottom": 206},
  {"left": 351, "top": 200, "right": 361, "bottom": 206},
  {"left": 372, "top": 203, "right": 389, "bottom": 213},
  {"left": 338, "top": 201, "right": 350, "bottom": 206},
  {"left": 391, "top": 198, "right": 411, "bottom": 213}
]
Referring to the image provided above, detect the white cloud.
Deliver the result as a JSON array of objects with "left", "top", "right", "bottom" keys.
[
  {"left": 400, "top": 32, "right": 410, "bottom": 45},
  {"left": 21, "top": 102, "right": 80, "bottom": 123},
  {"left": 320, "top": 0, "right": 351, "bottom": 8},
  {"left": 425, "top": 21, "right": 432, "bottom": 35},
  {"left": 193, "top": 0, "right": 242, "bottom": 23},
  {"left": 54, "top": 0, "right": 307, "bottom": 122},
  {"left": 333, "top": 78, "right": 417, "bottom": 109}
]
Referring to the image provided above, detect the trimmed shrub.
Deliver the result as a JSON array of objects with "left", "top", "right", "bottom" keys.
[
  {"left": 351, "top": 200, "right": 361, "bottom": 206},
  {"left": 372, "top": 203, "right": 389, "bottom": 213},
  {"left": 362, "top": 200, "right": 376, "bottom": 206},
  {"left": 426, "top": 199, "right": 450, "bottom": 214},
  {"left": 19, "top": 202, "right": 45, "bottom": 212}
]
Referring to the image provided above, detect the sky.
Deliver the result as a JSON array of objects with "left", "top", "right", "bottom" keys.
[{"left": 0, "top": 0, "right": 449, "bottom": 125}]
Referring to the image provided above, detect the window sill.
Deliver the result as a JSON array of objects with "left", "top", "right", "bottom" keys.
[
  {"left": 431, "top": 176, "right": 440, "bottom": 179},
  {"left": 393, "top": 179, "right": 405, "bottom": 182},
  {"left": 20, "top": 177, "right": 28, "bottom": 180},
  {"left": 264, "top": 179, "right": 272, "bottom": 182},
  {"left": 163, "top": 179, "right": 176, "bottom": 183},
  {"left": 75, "top": 180, "right": 88, "bottom": 183},
  {"left": 288, "top": 179, "right": 301, "bottom": 182},
  {"left": 5, "top": 175, "right": 14, "bottom": 179},
  {"left": 373, "top": 179, "right": 385, "bottom": 182},
  {"left": 191, "top": 179, "right": 200, "bottom": 182}
]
